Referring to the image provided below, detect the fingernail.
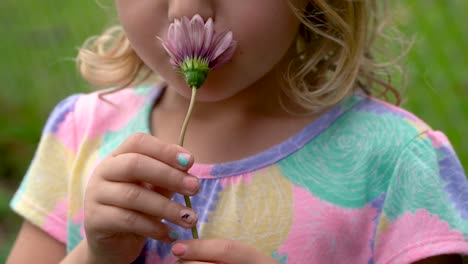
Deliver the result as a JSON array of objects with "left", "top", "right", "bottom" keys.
[
  {"left": 172, "top": 243, "right": 187, "bottom": 256},
  {"left": 180, "top": 209, "right": 198, "bottom": 225},
  {"left": 177, "top": 153, "right": 191, "bottom": 167},
  {"left": 183, "top": 177, "right": 199, "bottom": 193},
  {"left": 169, "top": 230, "right": 179, "bottom": 240}
]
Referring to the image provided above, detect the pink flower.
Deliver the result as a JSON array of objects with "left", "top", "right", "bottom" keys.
[{"left": 160, "top": 14, "right": 237, "bottom": 88}]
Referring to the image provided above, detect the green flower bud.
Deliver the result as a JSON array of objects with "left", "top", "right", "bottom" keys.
[{"left": 181, "top": 57, "right": 210, "bottom": 89}]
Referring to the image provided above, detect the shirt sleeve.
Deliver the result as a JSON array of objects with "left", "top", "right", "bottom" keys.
[
  {"left": 373, "top": 130, "right": 468, "bottom": 264},
  {"left": 10, "top": 94, "right": 80, "bottom": 244}
]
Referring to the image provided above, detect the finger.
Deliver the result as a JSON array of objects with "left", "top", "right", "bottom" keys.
[
  {"left": 172, "top": 239, "right": 270, "bottom": 264},
  {"left": 101, "top": 153, "right": 200, "bottom": 196},
  {"left": 112, "top": 133, "right": 194, "bottom": 170},
  {"left": 85, "top": 204, "right": 175, "bottom": 242},
  {"left": 142, "top": 182, "right": 172, "bottom": 199},
  {"left": 96, "top": 182, "right": 198, "bottom": 229}
]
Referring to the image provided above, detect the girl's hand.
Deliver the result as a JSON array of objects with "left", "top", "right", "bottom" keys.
[
  {"left": 172, "top": 239, "right": 280, "bottom": 264},
  {"left": 83, "top": 133, "right": 200, "bottom": 264}
]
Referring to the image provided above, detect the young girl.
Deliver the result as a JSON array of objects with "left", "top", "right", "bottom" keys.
[{"left": 7, "top": 1, "right": 468, "bottom": 263}]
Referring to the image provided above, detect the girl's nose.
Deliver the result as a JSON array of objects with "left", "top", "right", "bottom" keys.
[{"left": 168, "top": 0, "right": 214, "bottom": 22}]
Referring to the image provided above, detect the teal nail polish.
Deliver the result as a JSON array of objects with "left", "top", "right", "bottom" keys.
[
  {"left": 169, "top": 230, "right": 179, "bottom": 240},
  {"left": 177, "top": 153, "right": 190, "bottom": 167}
]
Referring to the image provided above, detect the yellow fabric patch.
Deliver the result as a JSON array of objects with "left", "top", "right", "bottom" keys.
[
  {"left": 19, "top": 134, "right": 74, "bottom": 225},
  {"left": 201, "top": 166, "right": 294, "bottom": 254},
  {"left": 69, "top": 137, "right": 102, "bottom": 217},
  {"left": 376, "top": 212, "right": 390, "bottom": 240}
]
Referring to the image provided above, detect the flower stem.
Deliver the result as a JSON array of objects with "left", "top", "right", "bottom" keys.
[{"left": 178, "top": 86, "right": 199, "bottom": 239}]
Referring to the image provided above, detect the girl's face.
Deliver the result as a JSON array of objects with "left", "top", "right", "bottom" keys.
[{"left": 115, "top": 0, "right": 306, "bottom": 102}]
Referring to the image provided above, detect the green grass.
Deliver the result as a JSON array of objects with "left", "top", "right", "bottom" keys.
[
  {"left": 1, "top": 0, "right": 467, "bottom": 260},
  {"left": 0, "top": 2, "right": 112, "bottom": 181},
  {"left": 402, "top": 0, "right": 468, "bottom": 161},
  {"left": 0, "top": 1, "right": 110, "bottom": 259}
]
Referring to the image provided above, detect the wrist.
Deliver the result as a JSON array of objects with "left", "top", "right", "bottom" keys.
[
  {"left": 65, "top": 240, "right": 133, "bottom": 264},
  {"left": 60, "top": 239, "right": 100, "bottom": 264}
]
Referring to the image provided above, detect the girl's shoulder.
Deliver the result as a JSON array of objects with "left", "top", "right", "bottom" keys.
[
  {"left": 301, "top": 93, "right": 453, "bottom": 171},
  {"left": 331, "top": 94, "right": 434, "bottom": 147},
  {"left": 43, "top": 83, "right": 162, "bottom": 148},
  {"left": 282, "top": 94, "right": 465, "bottom": 211},
  {"left": 68, "top": 83, "right": 161, "bottom": 124},
  {"left": 42, "top": 81, "right": 162, "bottom": 158}
]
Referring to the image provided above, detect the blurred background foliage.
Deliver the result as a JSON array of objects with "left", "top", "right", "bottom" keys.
[{"left": 0, "top": 0, "right": 467, "bottom": 261}]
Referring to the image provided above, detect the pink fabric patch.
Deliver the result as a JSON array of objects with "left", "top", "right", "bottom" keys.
[
  {"left": 277, "top": 187, "right": 377, "bottom": 263},
  {"left": 55, "top": 90, "right": 148, "bottom": 153},
  {"left": 375, "top": 209, "right": 467, "bottom": 264},
  {"left": 71, "top": 210, "right": 86, "bottom": 238},
  {"left": 189, "top": 164, "right": 216, "bottom": 179},
  {"left": 426, "top": 130, "right": 451, "bottom": 149},
  {"left": 219, "top": 172, "right": 255, "bottom": 187},
  {"left": 43, "top": 200, "right": 68, "bottom": 244}
]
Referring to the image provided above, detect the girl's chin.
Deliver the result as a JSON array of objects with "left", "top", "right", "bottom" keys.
[
  {"left": 189, "top": 88, "right": 236, "bottom": 102},
  {"left": 165, "top": 80, "right": 240, "bottom": 102}
]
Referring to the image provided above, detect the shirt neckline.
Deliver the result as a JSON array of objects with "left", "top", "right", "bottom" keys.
[{"left": 141, "top": 84, "right": 363, "bottom": 179}]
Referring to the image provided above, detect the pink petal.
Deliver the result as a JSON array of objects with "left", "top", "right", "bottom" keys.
[
  {"left": 160, "top": 38, "right": 179, "bottom": 68},
  {"left": 165, "top": 42, "right": 183, "bottom": 66},
  {"left": 191, "top": 14, "right": 204, "bottom": 26},
  {"left": 169, "top": 57, "right": 178, "bottom": 68},
  {"left": 167, "top": 23, "right": 176, "bottom": 42},
  {"left": 184, "top": 17, "right": 196, "bottom": 56},
  {"left": 160, "top": 14, "right": 236, "bottom": 72},
  {"left": 191, "top": 15, "right": 205, "bottom": 56},
  {"left": 209, "top": 31, "right": 234, "bottom": 62},
  {"left": 202, "top": 18, "right": 214, "bottom": 57},
  {"left": 211, "top": 41, "right": 237, "bottom": 69},
  {"left": 164, "top": 26, "right": 179, "bottom": 54},
  {"left": 175, "top": 20, "right": 188, "bottom": 57}
]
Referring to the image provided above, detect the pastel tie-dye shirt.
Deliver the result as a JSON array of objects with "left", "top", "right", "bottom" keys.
[{"left": 10, "top": 84, "right": 468, "bottom": 263}]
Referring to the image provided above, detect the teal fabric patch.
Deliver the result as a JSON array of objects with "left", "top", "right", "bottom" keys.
[
  {"left": 99, "top": 100, "right": 153, "bottom": 159},
  {"left": 383, "top": 136, "right": 468, "bottom": 233},
  {"left": 67, "top": 220, "right": 83, "bottom": 253},
  {"left": 272, "top": 251, "right": 288, "bottom": 264},
  {"left": 278, "top": 110, "right": 420, "bottom": 208},
  {"left": 133, "top": 84, "right": 156, "bottom": 95}
]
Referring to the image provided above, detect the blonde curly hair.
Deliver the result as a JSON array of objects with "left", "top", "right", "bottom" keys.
[{"left": 77, "top": 0, "right": 403, "bottom": 113}]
